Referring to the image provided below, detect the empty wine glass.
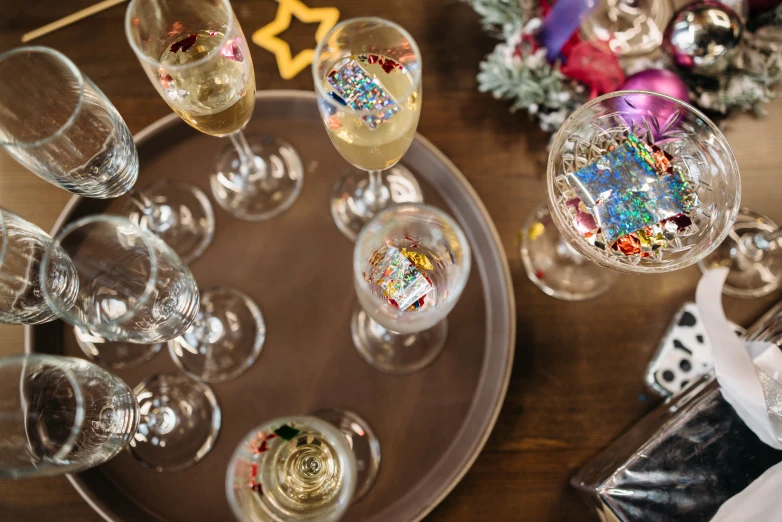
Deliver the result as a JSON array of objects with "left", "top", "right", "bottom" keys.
[
  {"left": 526, "top": 91, "right": 740, "bottom": 300},
  {"left": 129, "top": 372, "right": 221, "bottom": 472},
  {"left": 125, "top": 0, "right": 303, "bottom": 221},
  {"left": 699, "top": 208, "right": 782, "bottom": 298},
  {"left": 0, "top": 207, "right": 78, "bottom": 325},
  {"left": 353, "top": 204, "right": 471, "bottom": 374},
  {"left": 168, "top": 286, "right": 266, "bottom": 383},
  {"left": 125, "top": 180, "right": 216, "bottom": 264},
  {"left": 0, "top": 354, "right": 138, "bottom": 478},
  {"left": 313, "top": 17, "right": 424, "bottom": 241},
  {"left": 40, "top": 215, "right": 200, "bottom": 344},
  {"left": 0, "top": 47, "right": 138, "bottom": 198},
  {"left": 226, "top": 414, "right": 366, "bottom": 521},
  {"left": 581, "top": 0, "right": 673, "bottom": 56}
]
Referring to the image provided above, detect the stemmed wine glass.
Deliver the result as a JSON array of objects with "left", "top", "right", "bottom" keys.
[
  {"left": 313, "top": 18, "right": 424, "bottom": 241},
  {"left": 0, "top": 207, "right": 78, "bottom": 325},
  {"left": 125, "top": 0, "right": 303, "bottom": 221},
  {"left": 523, "top": 91, "right": 741, "bottom": 301},
  {"left": 353, "top": 204, "right": 471, "bottom": 374},
  {"left": 0, "top": 354, "right": 138, "bottom": 478},
  {"left": 226, "top": 412, "right": 379, "bottom": 521},
  {"left": 699, "top": 209, "right": 782, "bottom": 298},
  {"left": 0, "top": 46, "right": 138, "bottom": 198},
  {"left": 581, "top": 0, "right": 674, "bottom": 56},
  {"left": 41, "top": 215, "right": 265, "bottom": 383},
  {"left": 0, "top": 354, "right": 221, "bottom": 475}
]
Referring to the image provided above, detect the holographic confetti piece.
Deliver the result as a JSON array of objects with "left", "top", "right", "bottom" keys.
[
  {"left": 566, "top": 133, "right": 698, "bottom": 243},
  {"left": 170, "top": 33, "right": 197, "bottom": 53},
  {"left": 528, "top": 222, "right": 545, "bottom": 241},
  {"left": 369, "top": 246, "right": 432, "bottom": 311},
  {"left": 274, "top": 424, "right": 300, "bottom": 441},
  {"left": 222, "top": 38, "right": 244, "bottom": 62},
  {"left": 614, "top": 233, "right": 642, "bottom": 256},
  {"left": 327, "top": 58, "right": 399, "bottom": 130}
]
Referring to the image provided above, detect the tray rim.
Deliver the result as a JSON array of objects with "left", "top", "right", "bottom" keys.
[{"left": 25, "top": 89, "right": 516, "bottom": 522}]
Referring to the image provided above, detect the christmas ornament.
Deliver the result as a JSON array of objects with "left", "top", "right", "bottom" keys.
[
  {"left": 251, "top": 0, "right": 340, "bottom": 80},
  {"left": 620, "top": 69, "right": 690, "bottom": 102},
  {"left": 663, "top": 1, "right": 744, "bottom": 77}
]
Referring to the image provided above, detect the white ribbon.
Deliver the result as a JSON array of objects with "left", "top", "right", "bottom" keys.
[{"left": 696, "top": 268, "right": 782, "bottom": 521}]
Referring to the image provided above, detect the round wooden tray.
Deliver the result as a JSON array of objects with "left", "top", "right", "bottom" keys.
[{"left": 25, "top": 90, "right": 515, "bottom": 522}]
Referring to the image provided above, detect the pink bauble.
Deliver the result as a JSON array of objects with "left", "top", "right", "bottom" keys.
[{"left": 619, "top": 69, "right": 690, "bottom": 103}]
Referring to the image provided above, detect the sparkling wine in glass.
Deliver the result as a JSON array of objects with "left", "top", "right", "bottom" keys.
[
  {"left": 227, "top": 413, "right": 380, "bottom": 521},
  {"left": 314, "top": 18, "right": 424, "bottom": 240},
  {"left": 353, "top": 203, "right": 471, "bottom": 374},
  {"left": 126, "top": 0, "right": 303, "bottom": 221}
]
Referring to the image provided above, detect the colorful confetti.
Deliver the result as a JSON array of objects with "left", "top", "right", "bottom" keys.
[
  {"left": 274, "top": 424, "right": 300, "bottom": 441},
  {"left": 369, "top": 246, "right": 432, "bottom": 311},
  {"left": 401, "top": 248, "right": 434, "bottom": 271},
  {"left": 170, "top": 33, "right": 197, "bottom": 53},
  {"left": 222, "top": 38, "right": 244, "bottom": 62},
  {"left": 566, "top": 132, "right": 698, "bottom": 244},
  {"left": 327, "top": 58, "right": 399, "bottom": 129}
]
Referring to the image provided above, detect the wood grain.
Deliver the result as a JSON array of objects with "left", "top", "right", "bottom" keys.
[{"left": 1, "top": 1, "right": 781, "bottom": 520}]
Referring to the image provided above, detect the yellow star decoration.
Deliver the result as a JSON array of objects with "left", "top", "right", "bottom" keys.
[{"left": 252, "top": 0, "right": 340, "bottom": 80}]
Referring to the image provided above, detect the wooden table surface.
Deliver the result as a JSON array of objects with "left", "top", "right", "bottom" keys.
[{"left": 1, "top": 1, "right": 781, "bottom": 520}]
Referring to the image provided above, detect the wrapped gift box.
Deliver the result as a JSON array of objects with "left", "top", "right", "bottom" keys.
[{"left": 572, "top": 301, "right": 782, "bottom": 522}]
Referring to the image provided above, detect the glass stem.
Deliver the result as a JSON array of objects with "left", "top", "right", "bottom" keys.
[
  {"left": 129, "top": 191, "right": 172, "bottom": 233},
  {"left": 364, "top": 170, "right": 390, "bottom": 212},
  {"left": 739, "top": 228, "right": 782, "bottom": 259},
  {"left": 229, "top": 130, "right": 265, "bottom": 183}
]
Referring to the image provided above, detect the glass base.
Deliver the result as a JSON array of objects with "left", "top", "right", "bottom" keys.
[
  {"left": 74, "top": 326, "right": 161, "bottom": 370},
  {"left": 521, "top": 204, "right": 617, "bottom": 301},
  {"left": 331, "top": 165, "right": 423, "bottom": 241},
  {"left": 129, "top": 373, "right": 221, "bottom": 473},
  {"left": 580, "top": 0, "right": 672, "bottom": 56},
  {"left": 210, "top": 134, "right": 303, "bottom": 222},
  {"left": 313, "top": 408, "right": 381, "bottom": 502},
  {"left": 125, "top": 180, "right": 215, "bottom": 265},
  {"left": 698, "top": 210, "right": 782, "bottom": 299},
  {"left": 168, "top": 287, "right": 265, "bottom": 383},
  {"left": 351, "top": 306, "right": 446, "bottom": 375}
]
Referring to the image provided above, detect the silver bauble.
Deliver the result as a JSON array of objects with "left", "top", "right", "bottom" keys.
[{"left": 663, "top": 0, "right": 744, "bottom": 77}]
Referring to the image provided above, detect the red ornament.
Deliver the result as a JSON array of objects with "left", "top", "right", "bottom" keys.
[
  {"left": 170, "top": 33, "right": 198, "bottom": 53},
  {"left": 560, "top": 40, "right": 625, "bottom": 98}
]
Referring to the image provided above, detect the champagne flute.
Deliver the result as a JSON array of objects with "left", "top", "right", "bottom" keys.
[
  {"left": 41, "top": 215, "right": 265, "bottom": 382},
  {"left": 0, "top": 354, "right": 137, "bottom": 478},
  {"left": 125, "top": 0, "right": 303, "bottom": 222},
  {"left": 313, "top": 18, "right": 424, "bottom": 241},
  {"left": 0, "top": 207, "right": 78, "bottom": 325},
  {"left": 226, "top": 413, "right": 380, "bottom": 521},
  {"left": 0, "top": 46, "right": 138, "bottom": 198},
  {"left": 353, "top": 204, "right": 471, "bottom": 374},
  {"left": 0, "top": 354, "right": 221, "bottom": 475}
]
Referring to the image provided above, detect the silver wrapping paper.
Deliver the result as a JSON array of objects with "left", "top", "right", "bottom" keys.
[{"left": 572, "top": 301, "right": 782, "bottom": 522}]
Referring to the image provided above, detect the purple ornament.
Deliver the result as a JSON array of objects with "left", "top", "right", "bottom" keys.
[
  {"left": 619, "top": 69, "right": 690, "bottom": 103},
  {"left": 615, "top": 70, "right": 690, "bottom": 140}
]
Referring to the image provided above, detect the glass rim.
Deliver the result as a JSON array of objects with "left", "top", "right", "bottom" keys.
[
  {"left": 40, "top": 214, "right": 160, "bottom": 328},
  {"left": 0, "top": 46, "right": 86, "bottom": 149},
  {"left": 546, "top": 89, "right": 741, "bottom": 274},
  {"left": 0, "top": 354, "right": 86, "bottom": 475},
  {"left": 353, "top": 203, "right": 472, "bottom": 317},
  {"left": 312, "top": 16, "right": 423, "bottom": 114},
  {"left": 225, "top": 415, "right": 356, "bottom": 521},
  {"left": 124, "top": 0, "right": 236, "bottom": 72}
]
